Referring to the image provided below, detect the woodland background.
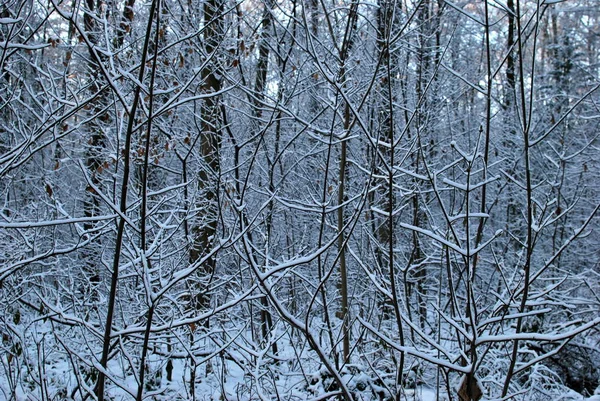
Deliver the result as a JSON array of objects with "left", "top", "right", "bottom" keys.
[{"left": 1, "top": 0, "right": 599, "bottom": 400}]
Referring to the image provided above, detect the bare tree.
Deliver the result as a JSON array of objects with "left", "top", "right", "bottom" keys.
[{"left": 1, "top": 1, "right": 599, "bottom": 400}]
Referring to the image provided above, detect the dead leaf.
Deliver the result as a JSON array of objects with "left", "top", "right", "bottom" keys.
[{"left": 458, "top": 375, "right": 483, "bottom": 401}]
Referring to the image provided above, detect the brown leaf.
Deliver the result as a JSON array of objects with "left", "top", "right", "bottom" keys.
[
  {"left": 457, "top": 375, "right": 482, "bottom": 401},
  {"left": 45, "top": 183, "right": 53, "bottom": 198}
]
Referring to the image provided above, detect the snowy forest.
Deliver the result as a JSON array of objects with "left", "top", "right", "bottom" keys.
[{"left": 1, "top": 0, "right": 599, "bottom": 399}]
